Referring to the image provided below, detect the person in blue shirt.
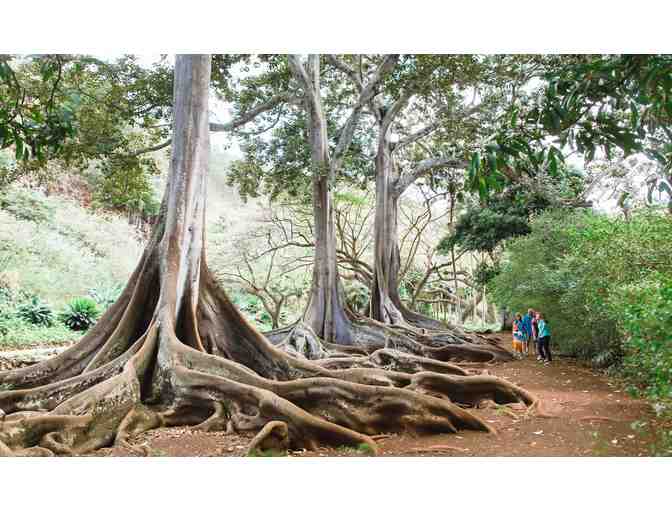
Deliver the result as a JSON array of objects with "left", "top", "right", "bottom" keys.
[
  {"left": 511, "top": 313, "right": 525, "bottom": 358},
  {"left": 520, "top": 309, "right": 534, "bottom": 356},
  {"left": 536, "top": 312, "right": 552, "bottom": 364}
]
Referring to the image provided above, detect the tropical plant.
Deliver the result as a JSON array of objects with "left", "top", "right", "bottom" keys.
[
  {"left": 16, "top": 296, "right": 54, "bottom": 327},
  {"left": 59, "top": 296, "right": 100, "bottom": 331}
]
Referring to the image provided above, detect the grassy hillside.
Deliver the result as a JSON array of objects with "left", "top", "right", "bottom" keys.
[
  {"left": 0, "top": 186, "right": 144, "bottom": 306},
  {"left": 0, "top": 185, "right": 146, "bottom": 348},
  {"left": 0, "top": 148, "right": 271, "bottom": 347}
]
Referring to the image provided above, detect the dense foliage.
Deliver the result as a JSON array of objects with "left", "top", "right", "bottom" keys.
[
  {"left": 0, "top": 55, "right": 77, "bottom": 175},
  {"left": 467, "top": 55, "right": 672, "bottom": 208},
  {"left": 437, "top": 186, "right": 550, "bottom": 254},
  {"left": 490, "top": 208, "right": 672, "bottom": 419},
  {"left": 1, "top": 55, "right": 172, "bottom": 218}
]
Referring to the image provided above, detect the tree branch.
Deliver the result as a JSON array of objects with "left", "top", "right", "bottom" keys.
[
  {"left": 209, "top": 92, "right": 298, "bottom": 132},
  {"left": 125, "top": 139, "right": 172, "bottom": 157},
  {"left": 326, "top": 55, "right": 363, "bottom": 90},
  {"left": 394, "top": 157, "right": 468, "bottom": 196},
  {"left": 287, "top": 55, "right": 321, "bottom": 116},
  {"left": 333, "top": 55, "right": 400, "bottom": 167},
  {"left": 380, "top": 90, "right": 413, "bottom": 139}
]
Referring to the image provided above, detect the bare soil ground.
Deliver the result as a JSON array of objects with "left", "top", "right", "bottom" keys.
[{"left": 80, "top": 335, "right": 659, "bottom": 458}]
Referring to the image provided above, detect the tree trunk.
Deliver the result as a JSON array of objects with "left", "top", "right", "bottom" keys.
[
  {"left": 294, "top": 56, "right": 352, "bottom": 344},
  {"left": 370, "top": 140, "right": 469, "bottom": 334},
  {"left": 302, "top": 173, "right": 352, "bottom": 343},
  {"left": 0, "top": 55, "right": 530, "bottom": 457},
  {"left": 371, "top": 138, "right": 406, "bottom": 325}
]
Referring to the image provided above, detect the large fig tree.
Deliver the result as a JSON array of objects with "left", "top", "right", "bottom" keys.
[{"left": 0, "top": 55, "right": 533, "bottom": 457}]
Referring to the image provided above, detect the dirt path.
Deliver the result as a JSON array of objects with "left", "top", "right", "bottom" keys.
[
  {"left": 89, "top": 336, "right": 658, "bottom": 457},
  {"left": 374, "top": 354, "right": 654, "bottom": 457}
]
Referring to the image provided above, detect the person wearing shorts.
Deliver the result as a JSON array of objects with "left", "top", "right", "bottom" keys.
[{"left": 512, "top": 313, "right": 525, "bottom": 358}]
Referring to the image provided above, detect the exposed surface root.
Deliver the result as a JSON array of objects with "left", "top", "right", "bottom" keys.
[
  {"left": 276, "top": 323, "right": 331, "bottom": 359},
  {"left": 313, "top": 348, "right": 469, "bottom": 376},
  {"left": 423, "top": 342, "right": 513, "bottom": 363},
  {"left": 245, "top": 420, "right": 290, "bottom": 455},
  {"left": 0, "top": 264, "right": 529, "bottom": 457},
  {"left": 0, "top": 267, "right": 531, "bottom": 457},
  {"left": 275, "top": 318, "right": 512, "bottom": 365},
  {"left": 369, "top": 349, "right": 470, "bottom": 375},
  {"left": 170, "top": 366, "right": 379, "bottom": 451},
  {"left": 406, "top": 374, "right": 536, "bottom": 407}
]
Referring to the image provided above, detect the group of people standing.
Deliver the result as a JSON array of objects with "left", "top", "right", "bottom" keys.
[{"left": 512, "top": 309, "right": 552, "bottom": 364}]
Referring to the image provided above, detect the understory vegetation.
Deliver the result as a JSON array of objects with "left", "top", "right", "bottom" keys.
[
  {"left": 0, "top": 185, "right": 145, "bottom": 347},
  {"left": 490, "top": 208, "right": 672, "bottom": 427}
]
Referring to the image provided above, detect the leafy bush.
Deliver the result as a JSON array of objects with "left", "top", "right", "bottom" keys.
[
  {"left": 344, "top": 280, "right": 370, "bottom": 315},
  {"left": 88, "top": 157, "right": 161, "bottom": 217},
  {"left": 490, "top": 208, "right": 672, "bottom": 424},
  {"left": 59, "top": 297, "right": 100, "bottom": 331},
  {"left": 16, "top": 296, "right": 54, "bottom": 327},
  {"left": 616, "top": 274, "right": 672, "bottom": 414}
]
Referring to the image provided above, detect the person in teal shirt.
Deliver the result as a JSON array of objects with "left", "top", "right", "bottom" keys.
[{"left": 536, "top": 312, "right": 552, "bottom": 364}]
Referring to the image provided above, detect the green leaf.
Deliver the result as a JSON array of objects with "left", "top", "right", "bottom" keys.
[
  {"left": 548, "top": 80, "right": 558, "bottom": 99},
  {"left": 14, "top": 137, "right": 23, "bottom": 160},
  {"left": 510, "top": 107, "right": 518, "bottom": 129},
  {"left": 487, "top": 152, "right": 498, "bottom": 172},
  {"left": 471, "top": 152, "right": 480, "bottom": 171},
  {"left": 478, "top": 176, "right": 488, "bottom": 200},
  {"left": 548, "top": 152, "right": 558, "bottom": 176}
]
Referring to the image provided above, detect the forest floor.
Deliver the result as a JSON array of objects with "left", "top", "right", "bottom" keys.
[
  {"left": 97, "top": 334, "right": 663, "bottom": 457},
  {"left": 0, "top": 334, "right": 664, "bottom": 457}
]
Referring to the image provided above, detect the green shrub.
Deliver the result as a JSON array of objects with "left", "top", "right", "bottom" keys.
[
  {"left": 490, "top": 208, "right": 672, "bottom": 427},
  {"left": 344, "top": 280, "right": 370, "bottom": 315},
  {"left": 616, "top": 274, "right": 672, "bottom": 415},
  {"left": 16, "top": 296, "right": 55, "bottom": 327},
  {"left": 59, "top": 297, "right": 100, "bottom": 331}
]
